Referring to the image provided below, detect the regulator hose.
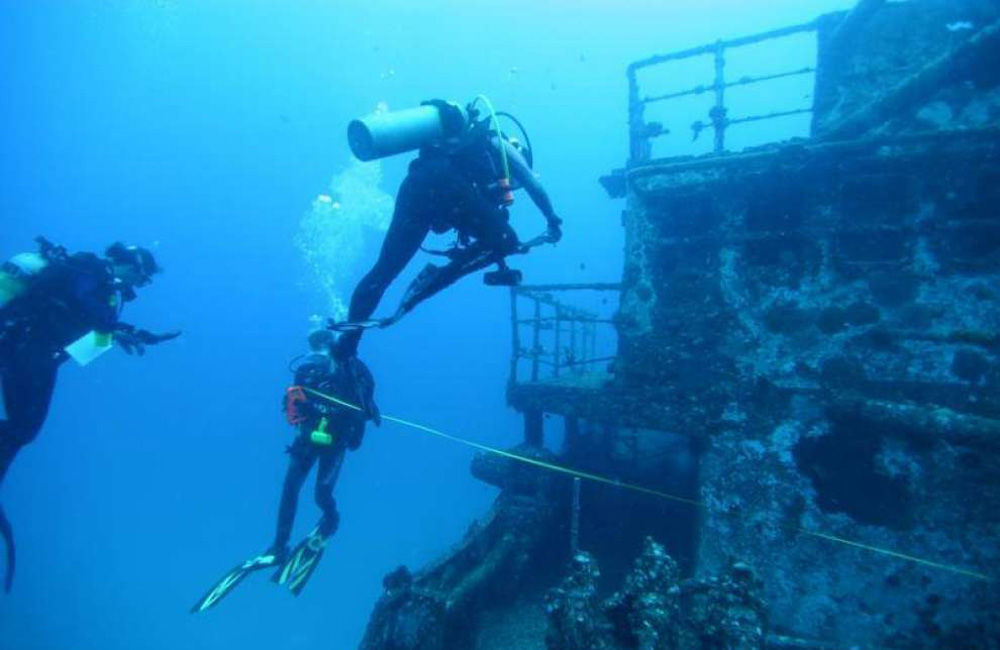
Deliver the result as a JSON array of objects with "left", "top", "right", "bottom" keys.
[
  {"left": 471, "top": 95, "right": 511, "bottom": 181},
  {"left": 496, "top": 110, "right": 534, "bottom": 168}
]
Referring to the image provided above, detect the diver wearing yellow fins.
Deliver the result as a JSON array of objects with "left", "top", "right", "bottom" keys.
[
  {"left": 191, "top": 330, "right": 379, "bottom": 613},
  {"left": 0, "top": 237, "right": 179, "bottom": 593},
  {"left": 330, "top": 97, "right": 563, "bottom": 357}
]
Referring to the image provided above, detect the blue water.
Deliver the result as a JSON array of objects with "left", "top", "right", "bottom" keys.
[{"left": 0, "top": 1, "right": 853, "bottom": 648}]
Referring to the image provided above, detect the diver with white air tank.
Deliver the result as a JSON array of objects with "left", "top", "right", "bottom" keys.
[
  {"left": 331, "top": 97, "right": 564, "bottom": 358},
  {"left": 0, "top": 237, "right": 179, "bottom": 593}
]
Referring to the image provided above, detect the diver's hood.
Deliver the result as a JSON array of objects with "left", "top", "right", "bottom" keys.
[{"left": 106, "top": 242, "right": 160, "bottom": 283}]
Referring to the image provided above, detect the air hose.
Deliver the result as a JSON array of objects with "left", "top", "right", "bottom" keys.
[
  {"left": 496, "top": 111, "right": 534, "bottom": 168},
  {"left": 471, "top": 95, "right": 514, "bottom": 205}
]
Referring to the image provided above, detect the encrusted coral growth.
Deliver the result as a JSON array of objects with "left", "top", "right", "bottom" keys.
[
  {"left": 545, "top": 539, "right": 765, "bottom": 650},
  {"left": 681, "top": 563, "right": 767, "bottom": 650},
  {"left": 545, "top": 553, "right": 610, "bottom": 650},
  {"left": 604, "top": 539, "right": 682, "bottom": 650},
  {"left": 359, "top": 444, "right": 563, "bottom": 650},
  {"left": 358, "top": 567, "right": 447, "bottom": 650},
  {"left": 618, "top": 33, "right": 1000, "bottom": 645}
]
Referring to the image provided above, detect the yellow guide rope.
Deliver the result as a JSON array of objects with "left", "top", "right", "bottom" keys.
[{"left": 302, "top": 386, "right": 992, "bottom": 582}]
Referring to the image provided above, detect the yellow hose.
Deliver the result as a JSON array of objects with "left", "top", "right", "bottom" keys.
[{"left": 472, "top": 95, "right": 511, "bottom": 181}]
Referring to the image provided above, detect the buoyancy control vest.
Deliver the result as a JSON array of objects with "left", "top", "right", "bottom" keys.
[{"left": 1, "top": 241, "right": 119, "bottom": 365}]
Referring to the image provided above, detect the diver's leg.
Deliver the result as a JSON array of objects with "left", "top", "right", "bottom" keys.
[
  {"left": 271, "top": 448, "right": 343, "bottom": 595},
  {"left": 0, "top": 351, "right": 58, "bottom": 470},
  {"left": 0, "top": 364, "right": 17, "bottom": 485},
  {"left": 0, "top": 442, "right": 14, "bottom": 486},
  {"left": 341, "top": 189, "right": 431, "bottom": 355},
  {"left": 313, "top": 448, "right": 346, "bottom": 538},
  {"left": 272, "top": 438, "right": 316, "bottom": 554},
  {"left": 394, "top": 243, "right": 500, "bottom": 317},
  {"left": 0, "top": 348, "right": 56, "bottom": 594},
  {"left": 407, "top": 186, "right": 520, "bottom": 299},
  {"left": 347, "top": 206, "right": 429, "bottom": 321},
  {"left": 463, "top": 204, "right": 520, "bottom": 258}
]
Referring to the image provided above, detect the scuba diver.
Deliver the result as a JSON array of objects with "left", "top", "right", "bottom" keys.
[
  {"left": 331, "top": 97, "right": 563, "bottom": 357},
  {"left": 0, "top": 237, "right": 179, "bottom": 593},
  {"left": 192, "top": 330, "right": 379, "bottom": 612}
]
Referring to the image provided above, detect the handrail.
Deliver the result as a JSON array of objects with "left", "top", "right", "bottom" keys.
[
  {"left": 643, "top": 67, "right": 815, "bottom": 105},
  {"left": 516, "top": 283, "right": 622, "bottom": 293},
  {"left": 627, "top": 19, "right": 820, "bottom": 161},
  {"left": 509, "top": 284, "right": 620, "bottom": 386},
  {"left": 627, "top": 20, "right": 818, "bottom": 72}
]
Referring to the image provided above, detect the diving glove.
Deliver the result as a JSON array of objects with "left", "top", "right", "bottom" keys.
[
  {"left": 546, "top": 216, "right": 563, "bottom": 244},
  {"left": 115, "top": 326, "right": 181, "bottom": 356}
]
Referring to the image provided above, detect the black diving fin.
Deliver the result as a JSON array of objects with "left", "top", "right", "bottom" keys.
[
  {"left": 272, "top": 527, "right": 327, "bottom": 597},
  {"left": 329, "top": 245, "right": 508, "bottom": 335},
  {"left": 382, "top": 259, "right": 490, "bottom": 326},
  {"left": 190, "top": 551, "right": 280, "bottom": 613},
  {"left": 1, "top": 504, "right": 13, "bottom": 594}
]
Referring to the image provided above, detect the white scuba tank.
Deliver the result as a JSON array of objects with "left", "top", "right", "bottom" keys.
[{"left": 0, "top": 252, "right": 48, "bottom": 308}]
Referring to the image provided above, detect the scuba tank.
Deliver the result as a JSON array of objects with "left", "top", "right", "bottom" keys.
[
  {"left": 0, "top": 252, "right": 48, "bottom": 309},
  {"left": 348, "top": 100, "right": 469, "bottom": 162},
  {"left": 348, "top": 96, "right": 533, "bottom": 209}
]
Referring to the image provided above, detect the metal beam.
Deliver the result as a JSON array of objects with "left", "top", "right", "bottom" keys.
[{"left": 516, "top": 282, "right": 623, "bottom": 292}]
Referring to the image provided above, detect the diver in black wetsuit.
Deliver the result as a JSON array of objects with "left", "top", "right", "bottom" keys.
[
  {"left": 0, "top": 237, "right": 179, "bottom": 593},
  {"left": 191, "top": 330, "right": 379, "bottom": 612},
  {"left": 271, "top": 330, "right": 378, "bottom": 562},
  {"left": 336, "top": 104, "right": 563, "bottom": 357}
]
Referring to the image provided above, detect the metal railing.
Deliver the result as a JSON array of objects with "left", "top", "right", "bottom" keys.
[
  {"left": 509, "top": 283, "right": 621, "bottom": 385},
  {"left": 627, "top": 20, "right": 819, "bottom": 162}
]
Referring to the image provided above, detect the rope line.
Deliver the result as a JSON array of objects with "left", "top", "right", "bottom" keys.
[{"left": 301, "top": 387, "right": 992, "bottom": 582}]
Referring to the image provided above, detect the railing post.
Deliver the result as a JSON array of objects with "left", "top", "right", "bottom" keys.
[
  {"left": 531, "top": 298, "right": 541, "bottom": 382},
  {"left": 627, "top": 66, "right": 650, "bottom": 163},
  {"left": 564, "top": 416, "right": 580, "bottom": 455},
  {"left": 570, "top": 476, "right": 582, "bottom": 555},
  {"left": 712, "top": 40, "right": 727, "bottom": 153},
  {"left": 569, "top": 316, "right": 578, "bottom": 375},
  {"left": 525, "top": 409, "right": 544, "bottom": 447},
  {"left": 554, "top": 305, "right": 562, "bottom": 378},
  {"left": 509, "top": 287, "right": 520, "bottom": 386},
  {"left": 626, "top": 21, "right": 819, "bottom": 159},
  {"left": 588, "top": 323, "right": 597, "bottom": 359}
]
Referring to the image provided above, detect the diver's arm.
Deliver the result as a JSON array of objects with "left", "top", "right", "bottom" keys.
[{"left": 502, "top": 141, "right": 562, "bottom": 239}]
